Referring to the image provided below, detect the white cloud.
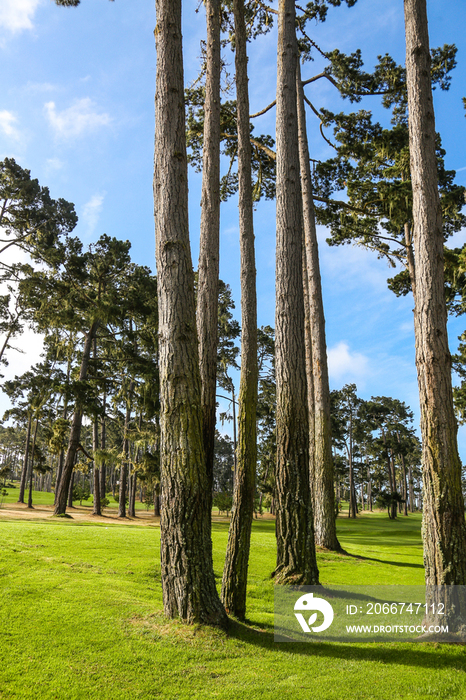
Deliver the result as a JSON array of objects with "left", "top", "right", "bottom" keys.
[
  {"left": 82, "top": 193, "right": 105, "bottom": 236},
  {"left": 44, "top": 98, "right": 111, "bottom": 139},
  {"left": 45, "top": 157, "right": 65, "bottom": 172},
  {"left": 0, "top": 110, "right": 21, "bottom": 141},
  {"left": 328, "top": 341, "right": 370, "bottom": 385},
  {"left": 0, "top": 0, "right": 42, "bottom": 33}
]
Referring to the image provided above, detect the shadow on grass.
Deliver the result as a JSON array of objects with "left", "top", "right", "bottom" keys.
[
  {"left": 226, "top": 618, "right": 465, "bottom": 669},
  {"left": 345, "top": 552, "right": 424, "bottom": 569}
]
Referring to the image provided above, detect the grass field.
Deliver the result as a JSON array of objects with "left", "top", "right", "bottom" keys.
[{"left": 0, "top": 493, "right": 465, "bottom": 700}]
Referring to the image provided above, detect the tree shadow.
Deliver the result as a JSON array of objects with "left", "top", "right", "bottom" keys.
[
  {"left": 345, "top": 552, "right": 424, "bottom": 569},
  {"left": 226, "top": 619, "right": 466, "bottom": 670}
]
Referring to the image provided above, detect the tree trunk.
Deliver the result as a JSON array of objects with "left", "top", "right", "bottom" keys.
[
  {"left": 297, "top": 62, "right": 340, "bottom": 551},
  {"left": 154, "top": 0, "right": 226, "bottom": 626},
  {"left": 92, "top": 418, "right": 101, "bottom": 516},
  {"left": 128, "top": 471, "right": 137, "bottom": 518},
  {"left": 27, "top": 418, "right": 39, "bottom": 509},
  {"left": 67, "top": 471, "right": 75, "bottom": 508},
  {"left": 404, "top": 0, "right": 466, "bottom": 632},
  {"left": 196, "top": 0, "right": 221, "bottom": 504},
  {"left": 390, "top": 453, "right": 397, "bottom": 520},
  {"left": 18, "top": 413, "right": 32, "bottom": 503},
  {"left": 408, "top": 465, "right": 414, "bottom": 512},
  {"left": 92, "top": 339, "right": 101, "bottom": 517},
  {"left": 119, "top": 381, "right": 134, "bottom": 519},
  {"left": 54, "top": 320, "right": 99, "bottom": 515},
  {"left": 302, "top": 247, "right": 316, "bottom": 511},
  {"left": 274, "top": 0, "right": 319, "bottom": 586},
  {"left": 347, "top": 421, "right": 357, "bottom": 519},
  {"left": 100, "top": 405, "right": 106, "bottom": 499},
  {"left": 221, "top": 0, "right": 258, "bottom": 620},
  {"left": 154, "top": 485, "right": 160, "bottom": 517}
]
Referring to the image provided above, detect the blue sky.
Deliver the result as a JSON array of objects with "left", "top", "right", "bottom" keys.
[{"left": 1, "top": 0, "right": 466, "bottom": 454}]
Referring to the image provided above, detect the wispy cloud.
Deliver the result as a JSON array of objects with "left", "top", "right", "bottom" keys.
[
  {"left": 44, "top": 98, "right": 111, "bottom": 139},
  {"left": 0, "top": 0, "right": 42, "bottom": 34},
  {"left": 0, "top": 110, "right": 21, "bottom": 141},
  {"left": 82, "top": 193, "right": 105, "bottom": 236},
  {"left": 45, "top": 157, "right": 65, "bottom": 174},
  {"left": 328, "top": 341, "right": 370, "bottom": 385}
]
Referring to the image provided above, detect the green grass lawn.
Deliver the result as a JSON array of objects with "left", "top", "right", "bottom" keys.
[{"left": 0, "top": 506, "right": 465, "bottom": 700}]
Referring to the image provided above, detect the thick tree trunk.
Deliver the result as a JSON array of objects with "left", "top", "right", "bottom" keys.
[
  {"left": 18, "top": 413, "right": 32, "bottom": 503},
  {"left": 274, "top": 0, "right": 319, "bottom": 586},
  {"left": 404, "top": 0, "right": 466, "bottom": 633},
  {"left": 221, "top": 0, "right": 258, "bottom": 620},
  {"left": 154, "top": 0, "right": 226, "bottom": 626},
  {"left": 54, "top": 320, "right": 99, "bottom": 515},
  {"left": 196, "top": 0, "right": 221, "bottom": 503},
  {"left": 296, "top": 63, "right": 341, "bottom": 551}
]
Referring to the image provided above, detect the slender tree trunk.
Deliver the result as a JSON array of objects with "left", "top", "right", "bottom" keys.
[
  {"left": 347, "top": 422, "right": 357, "bottom": 519},
  {"left": 404, "top": 0, "right": 466, "bottom": 632},
  {"left": 390, "top": 453, "right": 397, "bottom": 520},
  {"left": 231, "top": 387, "right": 237, "bottom": 493},
  {"left": 54, "top": 320, "right": 99, "bottom": 516},
  {"left": 92, "top": 339, "right": 101, "bottom": 517},
  {"left": 18, "top": 413, "right": 32, "bottom": 503},
  {"left": 154, "top": 0, "right": 226, "bottom": 626},
  {"left": 67, "top": 471, "right": 74, "bottom": 508},
  {"left": 128, "top": 470, "right": 137, "bottom": 518},
  {"left": 55, "top": 450, "right": 64, "bottom": 505},
  {"left": 297, "top": 63, "right": 340, "bottom": 551},
  {"left": 274, "top": 0, "right": 319, "bottom": 585},
  {"left": 27, "top": 418, "right": 39, "bottom": 509},
  {"left": 100, "top": 403, "right": 106, "bottom": 500},
  {"left": 367, "top": 465, "right": 372, "bottom": 511},
  {"left": 92, "top": 418, "right": 101, "bottom": 516},
  {"left": 119, "top": 380, "right": 134, "bottom": 519},
  {"left": 302, "top": 245, "right": 316, "bottom": 510},
  {"left": 222, "top": 0, "right": 258, "bottom": 620},
  {"left": 154, "top": 484, "right": 160, "bottom": 517},
  {"left": 197, "top": 0, "right": 221, "bottom": 504},
  {"left": 408, "top": 465, "right": 414, "bottom": 512}
]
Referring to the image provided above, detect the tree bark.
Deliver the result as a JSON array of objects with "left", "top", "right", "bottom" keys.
[
  {"left": 27, "top": 418, "right": 39, "bottom": 509},
  {"left": 274, "top": 0, "right": 319, "bottom": 585},
  {"left": 92, "top": 339, "right": 101, "bottom": 516},
  {"left": 18, "top": 413, "right": 32, "bottom": 503},
  {"left": 302, "top": 247, "right": 315, "bottom": 509},
  {"left": 67, "top": 470, "right": 75, "bottom": 508},
  {"left": 154, "top": 0, "right": 226, "bottom": 626},
  {"left": 404, "top": 0, "right": 466, "bottom": 632},
  {"left": 100, "top": 401, "right": 106, "bottom": 499},
  {"left": 118, "top": 380, "right": 134, "bottom": 519},
  {"left": 297, "top": 62, "right": 341, "bottom": 551},
  {"left": 196, "top": 0, "right": 221, "bottom": 503},
  {"left": 54, "top": 320, "right": 99, "bottom": 515},
  {"left": 221, "top": 0, "right": 258, "bottom": 620},
  {"left": 92, "top": 416, "right": 101, "bottom": 516}
]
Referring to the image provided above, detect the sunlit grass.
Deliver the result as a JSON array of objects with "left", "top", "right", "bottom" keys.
[{"left": 0, "top": 504, "right": 464, "bottom": 700}]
